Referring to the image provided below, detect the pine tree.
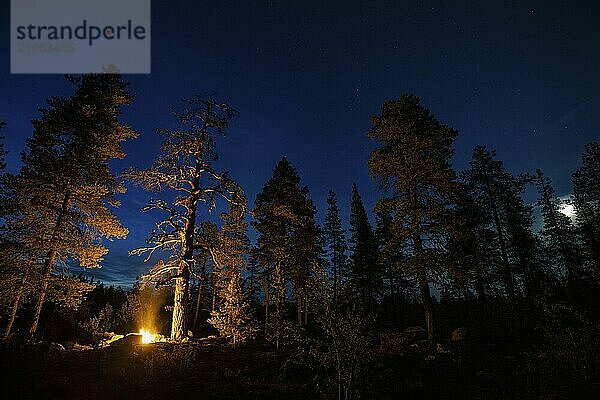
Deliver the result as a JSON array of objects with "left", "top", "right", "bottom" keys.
[
  {"left": 126, "top": 96, "right": 242, "bottom": 341},
  {"left": 5, "top": 74, "right": 137, "bottom": 339},
  {"left": 504, "top": 177, "right": 540, "bottom": 299},
  {"left": 251, "top": 157, "right": 321, "bottom": 329},
  {"left": 208, "top": 270, "right": 257, "bottom": 347},
  {"left": 368, "top": 94, "right": 457, "bottom": 340},
  {"left": 446, "top": 180, "right": 497, "bottom": 304},
  {"left": 465, "top": 146, "right": 540, "bottom": 312},
  {"left": 0, "top": 125, "right": 25, "bottom": 338},
  {"left": 535, "top": 169, "right": 580, "bottom": 289},
  {"left": 349, "top": 184, "right": 379, "bottom": 315},
  {"left": 464, "top": 146, "right": 518, "bottom": 310},
  {"left": 572, "top": 142, "right": 600, "bottom": 270},
  {"left": 323, "top": 190, "right": 348, "bottom": 303},
  {"left": 0, "top": 124, "right": 37, "bottom": 339}
]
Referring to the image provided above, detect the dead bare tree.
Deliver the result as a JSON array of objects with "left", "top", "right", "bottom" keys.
[{"left": 126, "top": 96, "right": 244, "bottom": 341}]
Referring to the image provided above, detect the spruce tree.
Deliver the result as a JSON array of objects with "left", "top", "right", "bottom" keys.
[
  {"left": 208, "top": 270, "right": 257, "bottom": 347},
  {"left": 323, "top": 190, "right": 348, "bottom": 303},
  {"left": 6, "top": 74, "right": 137, "bottom": 339},
  {"left": 205, "top": 193, "right": 250, "bottom": 332},
  {"left": 349, "top": 183, "right": 379, "bottom": 315},
  {"left": 368, "top": 94, "right": 457, "bottom": 340},
  {"left": 126, "top": 96, "right": 242, "bottom": 341},
  {"left": 572, "top": 142, "right": 600, "bottom": 270}
]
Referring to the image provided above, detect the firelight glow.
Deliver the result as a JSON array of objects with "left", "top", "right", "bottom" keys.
[{"left": 139, "top": 329, "right": 157, "bottom": 344}]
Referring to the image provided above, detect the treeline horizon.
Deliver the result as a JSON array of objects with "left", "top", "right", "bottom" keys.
[{"left": 1, "top": 73, "right": 599, "bottom": 355}]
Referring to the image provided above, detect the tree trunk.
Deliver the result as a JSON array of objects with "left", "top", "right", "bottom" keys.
[
  {"left": 412, "top": 226, "right": 436, "bottom": 341},
  {"left": 485, "top": 180, "right": 516, "bottom": 308},
  {"left": 193, "top": 283, "right": 203, "bottom": 333},
  {"left": 419, "top": 277, "right": 436, "bottom": 341},
  {"left": 4, "top": 268, "right": 29, "bottom": 340},
  {"left": 472, "top": 252, "right": 487, "bottom": 306},
  {"left": 264, "top": 285, "right": 270, "bottom": 335},
  {"left": 297, "top": 294, "right": 302, "bottom": 325},
  {"left": 389, "top": 275, "right": 397, "bottom": 325},
  {"left": 170, "top": 155, "right": 203, "bottom": 341},
  {"left": 29, "top": 191, "right": 71, "bottom": 340},
  {"left": 474, "top": 274, "right": 487, "bottom": 305},
  {"left": 29, "top": 250, "right": 57, "bottom": 339},
  {"left": 212, "top": 278, "right": 216, "bottom": 312},
  {"left": 303, "top": 292, "right": 308, "bottom": 326},
  {"left": 171, "top": 262, "right": 189, "bottom": 341}
]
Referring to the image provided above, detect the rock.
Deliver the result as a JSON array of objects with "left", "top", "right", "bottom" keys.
[
  {"left": 451, "top": 327, "right": 469, "bottom": 341},
  {"left": 403, "top": 326, "right": 427, "bottom": 341},
  {"left": 71, "top": 343, "right": 93, "bottom": 351},
  {"left": 49, "top": 342, "right": 65, "bottom": 352},
  {"left": 109, "top": 333, "right": 143, "bottom": 348}
]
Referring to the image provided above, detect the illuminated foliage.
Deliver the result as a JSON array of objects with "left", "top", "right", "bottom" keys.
[
  {"left": 208, "top": 270, "right": 257, "bottom": 347},
  {"left": 3, "top": 74, "right": 136, "bottom": 339}
]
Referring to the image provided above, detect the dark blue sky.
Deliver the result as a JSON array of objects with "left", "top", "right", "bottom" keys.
[{"left": 1, "top": 1, "right": 599, "bottom": 286}]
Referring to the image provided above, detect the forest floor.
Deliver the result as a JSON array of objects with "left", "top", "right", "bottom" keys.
[{"left": 0, "top": 334, "right": 597, "bottom": 399}]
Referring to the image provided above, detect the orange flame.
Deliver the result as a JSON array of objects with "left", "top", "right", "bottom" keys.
[{"left": 139, "top": 329, "right": 158, "bottom": 344}]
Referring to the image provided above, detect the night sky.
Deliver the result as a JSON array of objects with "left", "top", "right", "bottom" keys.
[{"left": 1, "top": 1, "right": 599, "bottom": 286}]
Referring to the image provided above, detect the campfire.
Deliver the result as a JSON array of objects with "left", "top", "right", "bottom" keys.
[
  {"left": 100, "top": 329, "right": 166, "bottom": 347},
  {"left": 138, "top": 329, "right": 161, "bottom": 344}
]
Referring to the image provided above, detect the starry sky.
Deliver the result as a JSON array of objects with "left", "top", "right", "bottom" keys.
[{"left": 1, "top": 0, "right": 599, "bottom": 286}]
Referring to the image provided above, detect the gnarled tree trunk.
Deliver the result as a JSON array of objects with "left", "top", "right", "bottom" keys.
[{"left": 171, "top": 263, "right": 189, "bottom": 341}]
